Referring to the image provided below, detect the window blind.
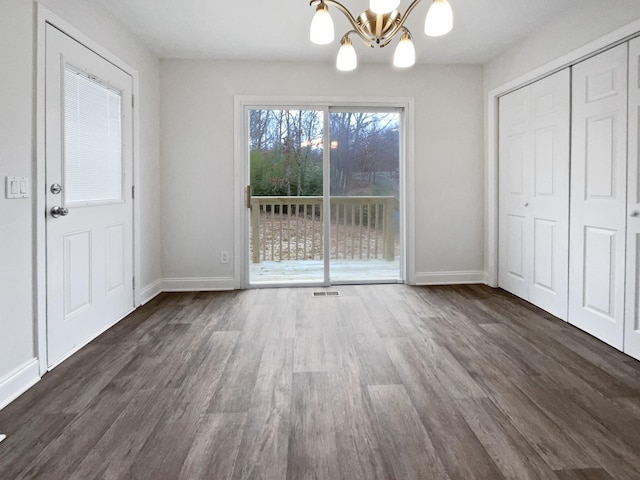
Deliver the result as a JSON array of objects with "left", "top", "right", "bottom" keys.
[{"left": 64, "top": 67, "right": 123, "bottom": 204}]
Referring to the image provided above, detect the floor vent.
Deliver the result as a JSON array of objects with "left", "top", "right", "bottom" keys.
[{"left": 313, "top": 291, "right": 340, "bottom": 297}]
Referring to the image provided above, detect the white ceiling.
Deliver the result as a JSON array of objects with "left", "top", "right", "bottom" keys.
[{"left": 91, "top": 0, "right": 585, "bottom": 64}]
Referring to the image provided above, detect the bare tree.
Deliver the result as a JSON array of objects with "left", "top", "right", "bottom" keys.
[
  {"left": 330, "top": 112, "right": 396, "bottom": 195},
  {"left": 249, "top": 109, "right": 398, "bottom": 198}
]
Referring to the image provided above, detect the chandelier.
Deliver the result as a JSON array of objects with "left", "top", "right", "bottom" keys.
[{"left": 309, "top": 0, "right": 453, "bottom": 70}]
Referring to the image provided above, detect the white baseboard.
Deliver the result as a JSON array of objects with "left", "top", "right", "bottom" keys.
[
  {"left": 139, "top": 277, "right": 236, "bottom": 304},
  {"left": 414, "top": 270, "right": 487, "bottom": 286},
  {"left": 0, "top": 359, "right": 40, "bottom": 411},
  {"left": 139, "top": 279, "right": 163, "bottom": 305},
  {"left": 161, "top": 277, "right": 236, "bottom": 292}
]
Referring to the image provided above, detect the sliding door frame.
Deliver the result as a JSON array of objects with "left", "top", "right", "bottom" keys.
[{"left": 234, "top": 96, "right": 415, "bottom": 289}]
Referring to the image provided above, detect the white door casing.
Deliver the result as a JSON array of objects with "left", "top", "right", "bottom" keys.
[
  {"left": 45, "top": 25, "right": 134, "bottom": 367},
  {"left": 569, "top": 43, "right": 628, "bottom": 350},
  {"left": 498, "top": 69, "right": 570, "bottom": 319},
  {"left": 625, "top": 37, "right": 640, "bottom": 361}
]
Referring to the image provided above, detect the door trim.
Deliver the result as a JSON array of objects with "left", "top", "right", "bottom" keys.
[
  {"left": 486, "top": 18, "right": 640, "bottom": 288},
  {"left": 36, "top": 4, "right": 141, "bottom": 375},
  {"left": 234, "top": 96, "right": 415, "bottom": 289}
]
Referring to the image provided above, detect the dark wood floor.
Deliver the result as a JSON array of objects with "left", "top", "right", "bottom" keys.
[{"left": 1, "top": 285, "right": 640, "bottom": 479}]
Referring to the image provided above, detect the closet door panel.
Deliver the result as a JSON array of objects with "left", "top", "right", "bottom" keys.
[
  {"left": 533, "top": 218, "right": 555, "bottom": 291},
  {"left": 569, "top": 44, "right": 628, "bottom": 350},
  {"left": 499, "top": 87, "right": 531, "bottom": 300},
  {"left": 625, "top": 37, "right": 640, "bottom": 361},
  {"left": 498, "top": 69, "right": 570, "bottom": 319},
  {"left": 583, "top": 226, "right": 616, "bottom": 316},
  {"left": 528, "top": 69, "right": 570, "bottom": 319}
]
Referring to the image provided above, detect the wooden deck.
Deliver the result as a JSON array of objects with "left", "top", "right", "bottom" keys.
[{"left": 249, "top": 258, "right": 401, "bottom": 284}]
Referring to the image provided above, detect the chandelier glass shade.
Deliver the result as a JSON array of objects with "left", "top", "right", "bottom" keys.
[
  {"left": 393, "top": 32, "right": 416, "bottom": 68},
  {"left": 309, "top": 0, "right": 453, "bottom": 71},
  {"left": 337, "top": 37, "right": 358, "bottom": 71},
  {"left": 370, "top": 0, "right": 400, "bottom": 14},
  {"left": 424, "top": 0, "right": 453, "bottom": 36},
  {"left": 310, "top": 4, "right": 335, "bottom": 44}
]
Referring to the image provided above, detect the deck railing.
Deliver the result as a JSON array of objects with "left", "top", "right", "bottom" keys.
[{"left": 250, "top": 196, "right": 398, "bottom": 263}]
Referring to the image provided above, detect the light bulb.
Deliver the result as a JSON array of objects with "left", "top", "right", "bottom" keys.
[
  {"left": 393, "top": 33, "right": 415, "bottom": 68},
  {"left": 310, "top": 4, "right": 335, "bottom": 45},
  {"left": 424, "top": 0, "right": 453, "bottom": 37},
  {"left": 336, "top": 38, "right": 357, "bottom": 71},
  {"left": 370, "top": 0, "right": 400, "bottom": 14}
]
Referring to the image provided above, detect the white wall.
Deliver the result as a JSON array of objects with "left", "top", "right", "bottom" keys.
[
  {"left": 0, "top": 0, "right": 37, "bottom": 396},
  {"left": 160, "top": 60, "right": 485, "bottom": 286},
  {"left": 484, "top": 0, "right": 640, "bottom": 92},
  {"left": 0, "top": 0, "right": 160, "bottom": 406}
]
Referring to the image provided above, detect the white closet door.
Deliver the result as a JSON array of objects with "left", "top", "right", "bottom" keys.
[
  {"left": 625, "top": 37, "right": 640, "bottom": 361},
  {"left": 527, "top": 70, "right": 570, "bottom": 319},
  {"left": 499, "top": 85, "right": 530, "bottom": 300},
  {"left": 499, "top": 69, "right": 570, "bottom": 319},
  {"left": 569, "top": 44, "right": 628, "bottom": 350}
]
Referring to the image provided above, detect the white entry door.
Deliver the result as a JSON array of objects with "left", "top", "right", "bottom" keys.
[
  {"left": 499, "top": 69, "right": 570, "bottom": 319},
  {"left": 45, "top": 25, "right": 134, "bottom": 367},
  {"left": 569, "top": 44, "right": 628, "bottom": 350},
  {"left": 625, "top": 37, "right": 640, "bottom": 361}
]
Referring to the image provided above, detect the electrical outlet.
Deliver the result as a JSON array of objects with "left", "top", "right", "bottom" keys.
[{"left": 220, "top": 251, "right": 230, "bottom": 264}]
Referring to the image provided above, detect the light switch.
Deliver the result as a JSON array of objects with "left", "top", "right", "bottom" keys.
[{"left": 5, "top": 176, "right": 29, "bottom": 199}]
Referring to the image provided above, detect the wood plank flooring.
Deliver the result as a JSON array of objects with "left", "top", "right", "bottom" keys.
[{"left": 1, "top": 284, "right": 640, "bottom": 479}]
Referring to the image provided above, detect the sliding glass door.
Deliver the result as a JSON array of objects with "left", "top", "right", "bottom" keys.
[
  {"left": 246, "top": 106, "right": 402, "bottom": 286},
  {"left": 329, "top": 110, "right": 401, "bottom": 282},
  {"left": 248, "top": 109, "right": 325, "bottom": 284}
]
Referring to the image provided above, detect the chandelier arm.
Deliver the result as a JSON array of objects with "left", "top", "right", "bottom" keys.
[
  {"left": 310, "top": 0, "right": 374, "bottom": 46},
  {"left": 343, "top": 30, "right": 376, "bottom": 49},
  {"left": 380, "top": 26, "right": 410, "bottom": 48},
  {"left": 381, "top": 0, "right": 424, "bottom": 43}
]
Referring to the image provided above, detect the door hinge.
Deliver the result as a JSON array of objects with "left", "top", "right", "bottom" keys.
[
  {"left": 246, "top": 185, "right": 252, "bottom": 208},
  {"left": 132, "top": 275, "right": 135, "bottom": 289},
  {"left": 132, "top": 95, "right": 134, "bottom": 108},
  {"left": 132, "top": 185, "right": 135, "bottom": 199}
]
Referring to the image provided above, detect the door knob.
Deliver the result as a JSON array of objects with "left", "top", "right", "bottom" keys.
[
  {"left": 631, "top": 211, "right": 640, "bottom": 218},
  {"left": 50, "top": 206, "right": 69, "bottom": 218}
]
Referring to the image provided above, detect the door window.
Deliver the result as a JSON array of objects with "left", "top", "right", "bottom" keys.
[{"left": 64, "top": 67, "right": 123, "bottom": 204}]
